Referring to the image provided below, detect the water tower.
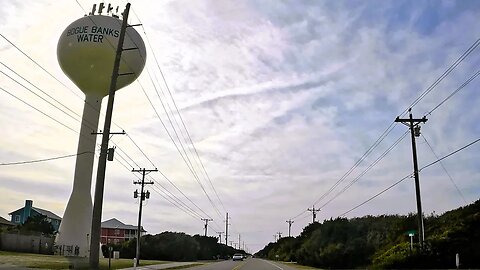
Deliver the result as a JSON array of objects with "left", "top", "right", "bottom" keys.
[{"left": 55, "top": 3, "right": 146, "bottom": 257}]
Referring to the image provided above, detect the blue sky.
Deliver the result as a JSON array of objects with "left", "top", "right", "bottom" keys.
[{"left": 0, "top": 0, "right": 479, "bottom": 252}]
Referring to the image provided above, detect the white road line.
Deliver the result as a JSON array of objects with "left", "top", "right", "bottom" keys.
[{"left": 263, "top": 260, "right": 284, "bottom": 270}]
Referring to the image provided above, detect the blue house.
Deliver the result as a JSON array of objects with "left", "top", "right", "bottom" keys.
[{"left": 9, "top": 200, "right": 62, "bottom": 232}]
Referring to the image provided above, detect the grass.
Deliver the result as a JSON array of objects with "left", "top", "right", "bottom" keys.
[
  {"left": 279, "top": 261, "right": 323, "bottom": 269},
  {"left": 0, "top": 251, "right": 173, "bottom": 269}
]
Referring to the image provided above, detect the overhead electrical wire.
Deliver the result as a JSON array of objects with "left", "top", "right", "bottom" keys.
[
  {"left": 402, "top": 37, "right": 480, "bottom": 117},
  {"left": 290, "top": 36, "right": 480, "bottom": 221},
  {"left": 421, "top": 134, "right": 467, "bottom": 204},
  {"left": 139, "top": 66, "right": 223, "bottom": 218},
  {"left": 0, "top": 62, "right": 97, "bottom": 130},
  {"left": 313, "top": 122, "right": 398, "bottom": 207},
  {"left": 1, "top": 35, "right": 206, "bottom": 229},
  {"left": 319, "top": 130, "right": 409, "bottom": 210},
  {"left": 137, "top": 79, "right": 221, "bottom": 216},
  {"left": 0, "top": 34, "right": 83, "bottom": 100},
  {"left": 0, "top": 151, "right": 93, "bottom": 166},
  {"left": 131, "top": 10, "right": 228, "bottom": 214},
  {"left": 1, "top": 31, "right": 157, "bottom": 173},
  {"left": 333, "top": 66, "right": 480, "bottom": 218},
  {"left": 2, "top": 7, "right": 224, "bottom": 231},
  {"left": 76, "top": 6, "right": 226, "bottom": 221},
  {"left": 80, "top": 10, "right": 225, "bottom": 228},
  {"left": 339, "top": 136, "right": 480, "bottom": 217},
  {"left": 426, "top": 68, "right": 480, "bottom": 116},
  {"left": 114, "top": 150, "right": 219, "bottom": 229},
  {"left": 0, "top": 85, "right": 79, "bottom": 134}
]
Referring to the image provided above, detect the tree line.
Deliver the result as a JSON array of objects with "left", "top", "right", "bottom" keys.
[
  {"left": 103, "top": 232, "right": 245, "bottom": 261},
  {"left": 256, "top": 198, "right": 480, "bottom": 269}
]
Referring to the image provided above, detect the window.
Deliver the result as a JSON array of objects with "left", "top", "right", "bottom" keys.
[
  {"left": 14, "top": 215, "right": 20, "bottom": 223},
  {"left": 115, "top": 229, "right": 120, "bottom": 236}
]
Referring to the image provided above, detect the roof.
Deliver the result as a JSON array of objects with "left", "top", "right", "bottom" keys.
[
  {"left": 0, "top": 216, "right": 14, "bottom": 226},
  {"left": 32, "top": 207, "right": 62, "bottom": 220},
  {"left": 101, "top": 218, "right": 146, "bottom": 232},
  {"left": 8, "top": 207, "right": 24, "bottom": 215},
  {"left": 8, "top": 207, "right": 62, "bottom": 221}
]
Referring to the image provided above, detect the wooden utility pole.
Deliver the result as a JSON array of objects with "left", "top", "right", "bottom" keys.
[
  {"left": 395, "top": 109, "right": 427, "bottom": 249},
  {"left": 225, "top": 212, "right": 230, "bottom": 245},
  {"left": 286, "top": 220, "right": 294, "bottom": 237},
  {"left": 132, "top": 168, "right": 157, "bottom": 266},
  {"left": 307, "top": 206, "right": 320, "bottom": 223},
  {"left": 217, "top": 232, "right": 223, "bottom": 244},
  {"left": 89, "top": 4, "right": 130, "bottom": 269},
  {"left": 201, "top": 218, "right": 213, "bottom": 236}
]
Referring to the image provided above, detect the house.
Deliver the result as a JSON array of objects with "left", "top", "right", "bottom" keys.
[
  {"left": 8, "top": 200, "right": 62, "bottom": 232},
  {"left": 101, "top": 218, "right": 146, "bottom": 245},
  {"left": 0, "top": 216, "right": 14, "bottom": 228}
]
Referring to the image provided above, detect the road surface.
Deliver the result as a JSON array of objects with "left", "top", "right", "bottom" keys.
[{"left": 186, "top": 258, "right": 298, "bottom": 270}]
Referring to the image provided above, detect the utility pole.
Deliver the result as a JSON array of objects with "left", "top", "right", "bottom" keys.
[
  {"left": 201, "top": 218, "right": 213, "bottom": 236},
  {"left": 273, "top": 234, "right": 277, "bottom": 242},
  {"left": 217, "top": 232, "right": 223, "bottom": 244},
  {"left": 307, "top": 206, "right": 320, "bottom": 223},
  {"left": 238, "top": 234, "right": 241, "bottom": 250},
  {"left": 89, "top": 4, "right": 131, "bottom": 269},
  {"left": 132, "top": 168, "right": 157, "bottom": 266},
  {"left": 286, "top": 220, "right": 294, "bottom": 237},
  {"left": 395, "top": 109, "right": 427, "bottom": 249},
  {"left": 225, "top": 212, "right": 230, "bottom": 246}
]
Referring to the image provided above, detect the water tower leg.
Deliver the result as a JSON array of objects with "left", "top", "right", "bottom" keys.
[{"left": 55, "top": 94, "right": 102, "bottom": 257}]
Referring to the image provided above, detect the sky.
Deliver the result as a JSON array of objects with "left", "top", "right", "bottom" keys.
[{"left": 1, "top": 0, "right": 480, "bottom": 253}]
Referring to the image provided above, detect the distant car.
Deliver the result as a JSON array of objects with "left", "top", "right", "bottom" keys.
[{"left": 232, "top": 253, "right": 244, "bottom": 261}]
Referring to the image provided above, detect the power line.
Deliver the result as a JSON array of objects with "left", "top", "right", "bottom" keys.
[
  {"left": 339, "top": 174, "right": 412, "bottom": 217},
  {"left": 6, "top": 4, "right": 225, "bottom": 224},
  {"left": 329, "top": 65, "right": 480, "bottom": 217},
  {"left": 148, "top": 174, "right": 215, "bottom": 220},
  {"left": 1, "top": 32, "right": 156, "bottom": 186},
  {"left": 291, "top": 36, "right": 480, "bottom": 221},
  {"left": 340, "top": 136, "right": 480, "bottom": 217},
  {"left": 2, "top": 18, "right": 157, "bottom": 175},
  {"left": 140, "top": 66, "right": 223, "bottom": 218},
  {"left": 421, "top": 134, "right": 467, "bottom": 204},
  {"left": 314, "top": 121, "right": 398, "bottom": 207},
  {"left": 0, "top": 151, "right": 92, "bottom": 166},
  {"left": 403, "top": 37, "right": 480, "bottom": 116},
  {"left": 426, "top": 68, "right": 480, "bottom": 116},
  {"left": 419, "top": 137, "right": 480, "bottom": 173},
  {"left": 2, "top": 12, "right": 219, "bottom": 232},
  {"left": 0, "top": 33, "right": 83, "bottom": 99},
  {"left": 319, "top": 131, "right": 409, "bottom": 210},
  {"left": 137, "top": 17, "right": 227, "bottom": 214},
  {"left": 0, "top": 85, "right": 79, "bottom": 134},
  {"left": 0, "top": 62, "right": 96, "bottom": 130},
  {"left": 138, "top": 79, "right": 223, "bottom": 218},
  {"left": 74, "top": 0, "right": 87, "bottom": 15}
]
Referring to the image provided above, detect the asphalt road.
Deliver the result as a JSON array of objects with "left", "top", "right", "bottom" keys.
[{"left": 187, "top": 258, "right": 298, "bottom": 270}]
